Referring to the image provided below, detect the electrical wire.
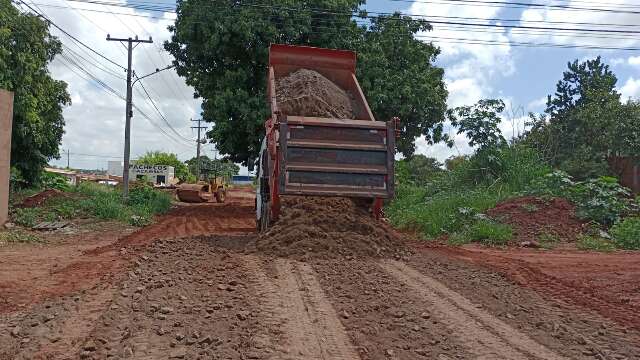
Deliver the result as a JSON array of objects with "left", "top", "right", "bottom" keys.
[
  {"left": 39, "top": 0, "right": 640, "bottom": 51},
  {"left": 15, "top": 0, "right": 127, "bottom": 70},
  {"left": 136, "top": 77, "right": 195, "bottom": 143}
]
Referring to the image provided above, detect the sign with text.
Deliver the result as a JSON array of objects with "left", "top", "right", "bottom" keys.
[{"left": 129, "top": 164, "right": 170, "bottom": 175}]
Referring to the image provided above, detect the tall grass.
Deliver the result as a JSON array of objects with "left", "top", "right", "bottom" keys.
[
  {"left": 387, "top": 144, "right": 549, "bottom": 239},
  {"left": 9, "top": 182, "right": 172, "bottom": 227},
  {"left": 73, "top": 182, "right": 172, "bottom": 225}
]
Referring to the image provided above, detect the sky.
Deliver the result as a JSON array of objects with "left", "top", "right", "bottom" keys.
[{"left": 19, "top": 0, "right": 640, "bottom": 170}]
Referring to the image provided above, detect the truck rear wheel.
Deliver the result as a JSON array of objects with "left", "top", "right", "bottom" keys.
[
  {"left": 259, "top": 199, "right": 271, "bottom": 231},
  {"left": 215, "top": 188, "right": 226, "bottom": 203}
]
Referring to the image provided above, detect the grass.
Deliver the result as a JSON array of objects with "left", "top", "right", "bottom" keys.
[
  {"left": 610, "top": 217, "right": 640, "bottom": 250},
  {"left": 576, "top": 235, "right": 616, "bottom": 252},
  {"left": 386, "top": 185, "right": 508, "bottom": 239},
  {"left": 9, "top": 182, "right": 172, "bottom": 228},
  {"left": 447, "top": 219, "right": 513, "bottom": 247},
  {"left": 467, "top": 220, "right": 513, "bottom": 246},
  {"left": 387, "top": 144, "right": 550, "bottom": 241},
  {"left": 0, "top": 230, "right": 43, "bottom": 246},
  {"left": 537, "top": 232, "right": 561, "bottom": 249}
]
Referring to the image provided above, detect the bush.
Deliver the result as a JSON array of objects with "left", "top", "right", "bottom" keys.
[
  {"left": 466, "top": 220, "right": 513, "bottom": 246},
  {"left": 610, "top": 217, "right": 640, "bottom": 250},
  {"left": 576, "top": 234, "right": 616, "bottom": 252},
  {"left": 571, "top": 177, "right": 631, "bottom": 225},
  {"left": 72, "top": 182, "right": 171, "bottom": 226},
  {"left": 528, "top": 172, "right": 632, "bottom": 225},
  {"left": 387, "top": 145, "right": 548, "bottom": 240},
  {"left": 12, "top": 208, "right": 41, "bottom": 227},
  {"left": 38, "top": 172, "right": 71, "bottom": 191},
  {"left": 451, "top": 145, "right": 549, "bottom": 191}
]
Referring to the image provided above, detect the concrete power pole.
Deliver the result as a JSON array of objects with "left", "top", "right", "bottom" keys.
[
  {"left": 66, "top": 149, "right": 70, "bottom": 169},
  {"left": 106, "top": 34, "right": 152, "bottom": 200},
  {"left": 191, "top": 119, "right": 207, "bottom": 181},
  {"left": 0, "top": 89, "right": 14, "bottom": 226}
]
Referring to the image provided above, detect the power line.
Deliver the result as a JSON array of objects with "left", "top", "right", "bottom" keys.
[
  {"left": 136, "top": 76, "right": 194, "bottom": 143},
  {"left": 41, "top": 0, "right": 640, "bottom": 50},
  {"left": 59, "top": 0, "right": 640, "bottom": 31},
  {"left": 15, "top": 0, "right": 126, "bottom": 70},
  {"left": 387, "top": 0, "right": 640, "bottom": 15}
]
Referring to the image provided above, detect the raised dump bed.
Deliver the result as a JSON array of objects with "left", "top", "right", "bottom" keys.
[{"left": 257, "top": 44, "right": 397, "bottom": 229}]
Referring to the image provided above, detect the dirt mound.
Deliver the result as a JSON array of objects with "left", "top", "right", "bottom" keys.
[
  {"left": 276, "top": 69, "right": 355, "bottom": 119},
  {"left": 487, "top": 196, "right": 585, "bottom": 245},
  {"left": 256, "top": 196, "right": 406, "bottom": 259},
  {"left": 17, "top": 189, "right": 64, "bottom": 208}
]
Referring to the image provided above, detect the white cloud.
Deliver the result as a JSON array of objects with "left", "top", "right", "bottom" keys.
[
  {"left": 446, "top": 78, "right": 486, "bottom": 108},
  {"left": 17, "top": 0, "right": 203, "bottom": 170},
  {"left": 619, "top": 77, "right": 640, "bottom": 101},
  {"left": 609, "top": 58, "right": 626, "bottom": 66},
  {"left": 511, "top": 1, "right": 640, "bottom": 47},
  {"left": 407, "top": 0, "right": 514, "bottom": 160},
  {"left": 526, "top": 96, "right": 547, "bottom": 111},
  {"left": 629, "top": 56, "right": 640, "bottom": 66},
  {"left": 415, "top": 132, "right": 474, "bottom": 163},
  {"left": 408, "top": 0, "right": 513, "bottom": 104}
]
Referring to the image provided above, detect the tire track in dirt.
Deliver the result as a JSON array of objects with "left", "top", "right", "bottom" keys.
[
  {"left": 246, "top": 257, "right": 360, "bottom": 359},
  {"left": 382, "top": 260, "right": 565, "bottom": 360},
  {"left": 34, "top": 286, "right": 116, "bottom": 359},
  {"left": 426, "top": 245, "right": 640, "bottom": 330}
]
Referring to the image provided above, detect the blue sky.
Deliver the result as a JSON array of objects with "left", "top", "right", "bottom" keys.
[
  {"left": 362, "top": 0, "right": 640, "bottom": 160},
  {"left": 38, "top": 0, "right": 640, "bottom": 169}
]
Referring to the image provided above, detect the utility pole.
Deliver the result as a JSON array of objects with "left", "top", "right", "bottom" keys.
[
  {"left": 191, "top": 118, "right": 207, "bottom": 181},
  {"left": 66, "top": 149, "right": 70, "bottom": 168},
  {"left": 106, "top": 34, "right": 152, "bottom": 200}
]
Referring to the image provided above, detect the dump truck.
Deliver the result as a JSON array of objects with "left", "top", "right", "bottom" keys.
[
  {"left": 177, "top": 177, "right": 226, "bottom": 203},
  {"left": 256, "top": 44, "right": 397, "bottom": 231}
]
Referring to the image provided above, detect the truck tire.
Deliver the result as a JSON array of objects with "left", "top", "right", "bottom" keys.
[
  {"left": 260, "top": 199, "right": 270, "bottom": 231},
  {"left": 215, "top": 188, "right": 226, "bottom": 203}
]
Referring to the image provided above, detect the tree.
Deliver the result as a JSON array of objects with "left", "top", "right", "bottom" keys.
[
  {"left": 165, "top": 1, "right": 447, "bottom": 163},
  {"left": 522, "top": 57, "right": 636, "bottom": 179},
  {"left": 397, "top": 154, "right": 443, "bottom": 185},
  {"left": 356, "top": 14, "right": 448, "bottom": 156},
  {"left": 185, "top": 155, "right": 239, "bottom": 181},
  {"left": 447, "top": 99, "right": 506, "bottom": 150},
  {"left": 136, "top": 151, "right": 193, "bottom": 182},
  {"left": 1, "top": 0, "right": 71, "bottom": 184}
]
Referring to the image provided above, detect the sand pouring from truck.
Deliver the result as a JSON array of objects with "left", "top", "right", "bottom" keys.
[{"left": 256, "top": 44, "right": 398, "bottom": 231}]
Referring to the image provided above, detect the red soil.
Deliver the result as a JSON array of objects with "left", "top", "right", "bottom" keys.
[
  {"left": 16, "top": 189, "right": 64, "bottom": 208},
  {"left": 487, "top": 196, "right": 586, "bottom": 244},
  {"left": 411, "top": 241, "right": 640, "bottom": 330},
  {"left": 0, "top": 188, "right": 256, "bottom": 314}
]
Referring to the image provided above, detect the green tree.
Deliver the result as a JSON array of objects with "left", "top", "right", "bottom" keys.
[
  {"left": 185, "top": 155, "right": 239, "bottom": 181},
  {"left": 356, "top": 14, "right": 448, "bottom": 155},
  {"left": 522, "top": 57, "right": 635, "bottom": 179},
  {"left": 397, "top": 154, "right": 443, "bottom": 185},
  {"left": 447, "top": 99, "right": 506, "bottom": 150},
  {"left": 136, "top": 151, "right": 193, "bottom": 182},
  {"left": 1, "top": 0, "right": 71, "bottom": 184},
  {"left": 165, "top": 1, "right": 447, "bottom": 163}
]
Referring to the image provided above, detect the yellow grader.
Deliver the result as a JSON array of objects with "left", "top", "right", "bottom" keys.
[{"left": 176, "top": 177, "right": 226, "bottom": 203}]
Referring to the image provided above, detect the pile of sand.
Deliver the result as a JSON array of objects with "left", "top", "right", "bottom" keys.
[
  {"left": 276, "top": 69, "right": 355, "bottom": 119},
  {"left": 256, "top": 196, "right": 407, "bottom": 259}
]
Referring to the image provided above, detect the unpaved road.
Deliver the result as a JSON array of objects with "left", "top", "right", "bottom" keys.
[{"left": 1, "top": 188, "right": 639, "bottom": 359}]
